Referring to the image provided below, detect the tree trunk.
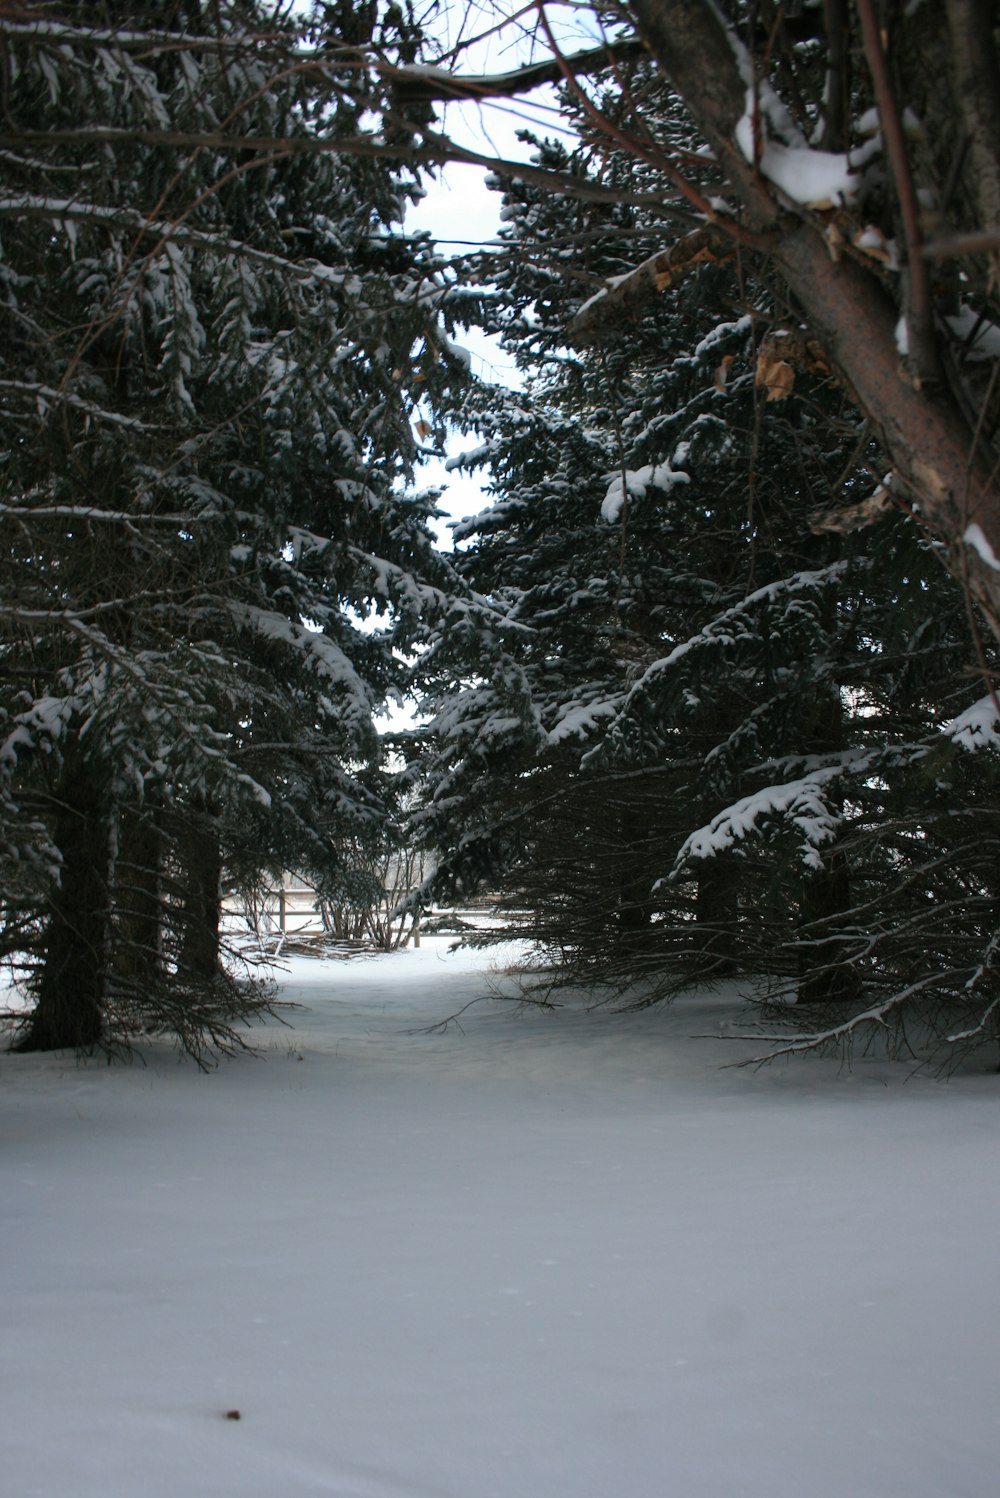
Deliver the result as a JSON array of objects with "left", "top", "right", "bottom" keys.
[
  {"left": 176, "top": 803, "right": 223, "bottom": 983},
  {"left": 112, "top": 802, "right": 163, "bottom": 990},
  {"left": 16, "top": 760, "right": 109, "bottom": 1051},
  {"left": 796, "top": 851, "right": 864, "bottom": 1007},
  {"left": 794, "top": 685, "right": 862, "bottom": 1006},
  {"left": 625, "top": 0, "right": 1000, "bottom": 639},
  {"left": 614, "top": 804, "right": 656, "bottom": 948},
  {"left": 694, "top": 858, "right": 738, "bottom": 971}
]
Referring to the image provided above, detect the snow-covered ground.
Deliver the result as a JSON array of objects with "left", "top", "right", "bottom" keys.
[{"left": 3, "top": 939, "right": 999, "bottom": 1498}]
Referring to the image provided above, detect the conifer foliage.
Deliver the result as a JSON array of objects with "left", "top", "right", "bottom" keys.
[
  {"left": 0, "top": 1, "right": 470, "bottom": 1059},
  {"left": 412, "top": 49, "right": 1000, "bottom": 1067}
]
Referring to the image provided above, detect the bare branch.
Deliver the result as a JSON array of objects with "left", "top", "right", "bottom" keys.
[
  {"left": 569, "top": 223, "right": 738, "bottom": 342},
  {"left": 385, "top": 39, "right": 648, "bottom": 104},
  {"left": 856, "top": 0, "right": 938, "bottom": 386},
  {"left": 0, "top": 381, "right": 159, "bottom": 430}
]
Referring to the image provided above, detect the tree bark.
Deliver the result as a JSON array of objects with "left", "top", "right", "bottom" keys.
[
  {"left": 176, "top": 802, "right": 223, "bottom": 983},
  {"left": 16, "top": 759, "right": 109, "bottom": 1051},
  {"left": 624, "top": 0, "right": 1000, "bottom": 639},
  {"left": 946, "top": 0, "right": 1000, "bottom": 248},
  {"left": 112, "top": 802, "right": 163, "bottom": 989}
]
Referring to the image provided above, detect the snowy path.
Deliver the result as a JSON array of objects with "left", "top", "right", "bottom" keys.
[{"left": 3, "top": 940, "right": 999, "bottom": 1498}]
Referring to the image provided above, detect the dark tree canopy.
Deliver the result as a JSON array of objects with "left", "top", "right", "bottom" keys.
[{"left": 0, "top": 0, "right": 481, "bottom": 1059}]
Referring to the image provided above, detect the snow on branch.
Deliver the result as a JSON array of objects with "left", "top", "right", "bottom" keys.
[
  {"left": 620, "top": 561, "right": 850, "bottom": 709},
  {"left": 228, "top": 603, "right": 375, "bottom": 726},
  {"left": 0, "top": 381, "right": 158, "bottom": 430},
  {"left": 0, "top": 694, "right": 76, "bottom": 767},
  {"left": 0, "top": 196, "right": 360, "bottom": 289},
  {"left": 734, "top": 87, "right": 881, "bottom": 210},
  {"left": 547, "top": 692, "right": 625, "bottom": 748},
  {"left": 0, "top": 17, "right": 297, "bottom": 54},
  {"left": 729, "top": 971, "right": 969, "bottom": 1066},
  {"left": 600, "top": 461, "right": 689, "bottom": 525},
  {"left": 942, "top": 694, "right": 1000, "bottom": 751},
  {"left": 671, "top": 757, "right": 873, "bottom": 873},
  {"left": 0, "top": 502, "right": 200, "bottom": 526}
]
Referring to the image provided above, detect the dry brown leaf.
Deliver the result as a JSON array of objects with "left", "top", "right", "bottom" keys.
[
  {"left": 756, "top": 352, "right": 795, "bottom": 401},
  {"left": 714, "top": 353, "right": 735, "bottom": 392}
]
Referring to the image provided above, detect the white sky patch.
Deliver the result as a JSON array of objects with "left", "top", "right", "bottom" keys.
[
  {"left": 405, "top": 7, "right": 603, "bottom": 547},
  {"left": 945, "top": 304, "right": 1000, "bottom": 361},
  {"left": 418, "top": 428, "right": 502, "bottom": 550}
]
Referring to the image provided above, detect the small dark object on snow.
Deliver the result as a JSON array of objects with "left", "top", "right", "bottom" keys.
[{"left": 225, "top": 1409, "right": 241, "bottom": 1420}]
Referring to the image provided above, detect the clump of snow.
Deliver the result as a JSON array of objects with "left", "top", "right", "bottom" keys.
[
  {"left": 964, "top": 523, "right": 1000, "bottom": 572},
  {"left": 440, "top": 334, "right": 472, "bottom": 370},
  {"left": 942, "top": 693, "right": 1000, "bottom": 750},
  {"left": 734, "top": 87, "right": 880, "bottom": 208},
  {"left": 600, "top": 462, "right": 689, "bottom": 524}
]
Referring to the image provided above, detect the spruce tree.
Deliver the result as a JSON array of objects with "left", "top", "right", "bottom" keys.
[
  {"left": 413, "top": 64, "right": 1000, "bottom": 1066},
  {"left": 0, "top": 1, "right": 473, "bottom": 1059}
]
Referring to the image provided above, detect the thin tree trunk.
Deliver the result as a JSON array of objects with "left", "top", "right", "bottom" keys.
[
  {"left": 694, "top": 859, "right": 738, "bottom": 971},
  {"left": 177, "top": 802, "right": 223, "bottom": 983},
  {"left": 796, "top": 850, "right": 863, "bottom": 1006},
  {"left": 112, "top": 801, "right": 163, "bottom": 990},
  {"left": 615, "top": 804, "right": 656, "bottom": 948},
  {"left": 795, "top": 684, "right": 862, "bottom": 1006}
]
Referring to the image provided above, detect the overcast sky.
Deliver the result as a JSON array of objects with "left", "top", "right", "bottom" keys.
[
  {"left": 405, "top": 115, "right": 525, "bottom": 547},
  {"left": 399, "top": 5, "right": 598, "bottom": 545}
]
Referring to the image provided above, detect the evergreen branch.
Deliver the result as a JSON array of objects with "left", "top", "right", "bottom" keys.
[
  {"left": 725, "top": 970, "right": 973, "bottom": 1065},
  {"left": 0, "top": 194, "right": 369, "bottom": 284},
  {"left": 0, "top": 381, "right": 159, "bottom": 430},
  {"left": 0, "top": 503, "right": 206, "bottom": 525},
  {"left": 0, "top": 141, "right": 695, "bottom": 217}
]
